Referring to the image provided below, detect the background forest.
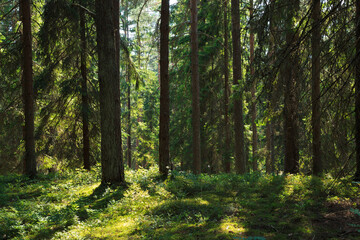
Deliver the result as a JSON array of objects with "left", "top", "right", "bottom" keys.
[
  {"left": 1, "top": 0, "right": 360, "bottom": 239},
  {"left": 0, "top": 0, "right": 359, "bottom": 178}
]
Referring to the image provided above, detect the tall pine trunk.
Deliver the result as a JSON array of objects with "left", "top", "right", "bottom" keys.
[
  {"left": 191, "top": 0, "right": 201, "bottom": 174},
  {"left": 124, "top": 0, "right": 132, "bottom": 168},
  {"left": 159, "top": 0, "right": 170, "bottom": 177},
  {"left": 249, "top": 0, "right": 257, "bottom": 172},
  {"left": 231, "top": 0, "right": 246, "bottom": 174},
  {"left": 355, "top": 0, "right": 360, "bottom": 181},
  {"left": 96, "top": 0, "right": 124, "bottom": 184},
  {"left": 223, "top": 0, "right": 231, "bottom": 173},
  {"left": 266, "top": 0, "right": 276, "bottom": 174},
  {"left": 284, "top": 0, "right": 300, "bottom": 174},
  {"left": 20, "top": 0, "right": 36, "bottom": 177},
  {"left": 80, "top": 8, "right": 90, "bottom": 171},
  {"left": 312, "top": 0, "right": 322, "bottom": 175}
]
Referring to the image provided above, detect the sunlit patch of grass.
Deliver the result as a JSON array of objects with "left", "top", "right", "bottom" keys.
[
  {"left": 84, "top": 216, "right": 139, "bottom": 239},
  {"left": 1, "top": 167, "right": 359, "bottom": 239},
  {"left": 74, "top": 183, "right": 100, "bottom": 197},
  {"left": 219, "top": 219, "right": 245, "bottom": 234}
]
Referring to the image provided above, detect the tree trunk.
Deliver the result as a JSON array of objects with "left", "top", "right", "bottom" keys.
[
  {"left": 284, "top": 0, "right": 300, "bottom": 174},
  {"left": 20, "top": 0, "right": 36, "bottom": 177},
  {"left": 266, "top": 0, "right": 276, "bottom": 174},
  {"left": 114, "top": 0, "right": 122, "bottom": 171},
  {"left": 249, "top": 0, "right": 257, "bottom": 172},
  {"left": 231, "top": 0, "right": 246, "bottom": 174},
  {"left": 124, "top": 0, "right": 132, "bottom": 169},
  {"left": 223, "top": 0, "right": 231, "bottom": 173},
  {"left": 96, "top": 0, "right": 124, "bottom": 184},
  {"left": 312, "top": 0, "right": 322, "bottom": 175},
  {"left": 265, "top": 122, "right": 272, "bottom": 173},
  {"left": 159, "top": 0, "right": 170, "bottom": 177},
  {"left": 191, "top": 0, "right": 201, "bottom": 174},
  {"left": 80, "top": 8, "right": 90, "bottom": 171},
  {"left": 355, "top": 0, "right": 360, "bottom": 181}
]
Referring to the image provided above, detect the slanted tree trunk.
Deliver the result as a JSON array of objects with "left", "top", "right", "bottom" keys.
[
  {"left": 159, "top": 0, "right": 170, "bottom": 177},
  {"left": 249, "top": 0, "right": 257, "bottom": 172},
  {"left": 80, "top": 8, "right": 90, "bottom": 171},
  {"left": 95, "top": 0, "right": 124, "bottom": 184},
  {"left": 355, "top": 0, "right": 360, "bottom": 181},
  {"left": 231, "top": 0, "right": 246, "bottom": 174},
  {"left": 223, "top": 0, "right": 231, "bottom": 173},
  {"left": 190, "top": 0, "right": 201, "bottom": 174},
  {"left": 284, "top": 0, "right": 300, "bottom": 174},
  {"left": 20, "top": 0, "right": 36, "bottom": 177},
  {"left": 312, "top": 0, "right": 322, "bottom": 175}
]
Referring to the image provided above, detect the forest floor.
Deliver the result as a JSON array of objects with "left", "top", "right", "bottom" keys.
[{"left": 0, "top": 166, "right": 360, "bottom": 240}]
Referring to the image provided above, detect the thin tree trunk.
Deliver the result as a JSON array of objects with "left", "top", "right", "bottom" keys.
[
  {"left": 284, "top": 0, "right": 300, "bottom": 174},
  {"left": 114, "top": 0, "right": 123, "bottom": 172},
  {"left": 265, "top": 122, "right": 271, "bottom": 172},
  {"left": 266, "top": 0, "right": 275, "bottom": 174},
  {"left": 355, "top": 0, "right": 360, "bottom": 181},
  {"left": 312, "top": 0, "right": 322, "bottom": 175},
  {"left": 223, "top": 0, "right": 231, "bottom": 173},
  {"left": 96, "top": 0, "right": 124, "bottom": 184},
  {"left": 80, "top": 8, "right": 90, "bottom": 171},
  {"left": 231, "top": 0, "right": 246, "bottom": 174},
  {"left": 127, "top": 83, "right": 131, "bottom": 168},
  {"left": 125, "top": 1, "right": 132, "bottom": 169},
  {"left": 249, "top": 0, "right": 257, "bottom": 172},
  {"left": 159, "top": 0, "right": 170, "bottom": 177},
  {"left": 20, "top": 0, "right": 36, "bottom": 177},
  {"left": 191, "top": 0, "right": 201, "bottom": 174}
]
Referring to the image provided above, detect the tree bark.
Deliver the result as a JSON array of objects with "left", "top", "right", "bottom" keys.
[
  {"left": 249, "top": 0, "right": 257, "bottom": 172},
  {"left": 266, "top": 0, "right": 276, "bottom": 174},
  {"left": 80, "top": 8, "right": 90, "bottom": 171},
  {"left": 355, "top": 0, "right": 360, "bottom": 181},
  {"left": 96, "top": 0, "right": 124, "bottom": 184},
  {"left": 159, "top": 0, "right": 170, "bottom": 177},
  {"left": 265, "top": 122, "right": 272, "bottom": 173},
  {"left": 20, "top": 0, "right": 36, "bottom": 177},
  {"left": 284, "top": 0, "right": 300, "bottom": 174},
  {"left": 312, "top": 0, "right": 322, "bottom": 175},
  {"left": 231, "top": 0, "right": 246, "bottom": 174},
  {"left": 191, "top": 0, "right": 201, "bottom": 174},
  {"left": 223, "top": 0, "right": 231, "bottom": 173}
]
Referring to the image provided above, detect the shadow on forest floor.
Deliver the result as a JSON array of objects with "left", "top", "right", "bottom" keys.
[{"left": 0, "top": 169, "right": 359, "bottom": 240}]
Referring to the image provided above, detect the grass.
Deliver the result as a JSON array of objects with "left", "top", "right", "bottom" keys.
[{"left": 0, "top": 166, "right": 359, "bottom": 239}]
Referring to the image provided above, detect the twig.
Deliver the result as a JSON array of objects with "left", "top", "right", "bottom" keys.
[{"left": 71, "top": 3, "right": 95, "bottom": 17}]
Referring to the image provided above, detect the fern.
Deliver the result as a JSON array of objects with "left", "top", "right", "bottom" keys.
[{"left": 350, "top": 208, "right": 360, "bottom": 232}]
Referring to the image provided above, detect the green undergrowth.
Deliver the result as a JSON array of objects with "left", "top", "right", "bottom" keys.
[{"left": 0, "top": 167, "right": 359, "bottom": 239}]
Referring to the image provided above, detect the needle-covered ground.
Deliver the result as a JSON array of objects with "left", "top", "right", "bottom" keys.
[{"left": 1, "top": 166, "right": 359, "bottom": 239}]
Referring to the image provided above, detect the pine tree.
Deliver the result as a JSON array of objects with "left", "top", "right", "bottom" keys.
[
  {"left": 191, "top": 0, "right": 201, "bottom": 174},
  {"left": 284, "top": 0, "right": 300, "bottom": 174},
  {"left": 20, "top": 0, "right": 36, "bottom": 177},
  {"left": 355, "top": 0, "right": 360, "bottom": 181},
  {"left": 231, "top": 0, "right": 246, "bottom": 174},
  {"left": 312, "top": 0, "right": 322, "bottom": 175},
  {"left": 159, "top": 0, "right": 170, "bottom": 177},
  {"left": 223, "top": 0, "right": 231, "bottom": 173},
  {"left": 95, "top": 0, "right": 124, "bottom": 184}
]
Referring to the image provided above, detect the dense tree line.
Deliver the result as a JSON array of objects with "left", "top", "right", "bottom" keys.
[{"left": 0, "top": 0, "right": 359, "bottom": 183}]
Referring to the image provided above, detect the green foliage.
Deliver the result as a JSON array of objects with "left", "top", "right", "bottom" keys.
[{"left": 0, "top": 169, "right": 359, "bottom": 239}]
